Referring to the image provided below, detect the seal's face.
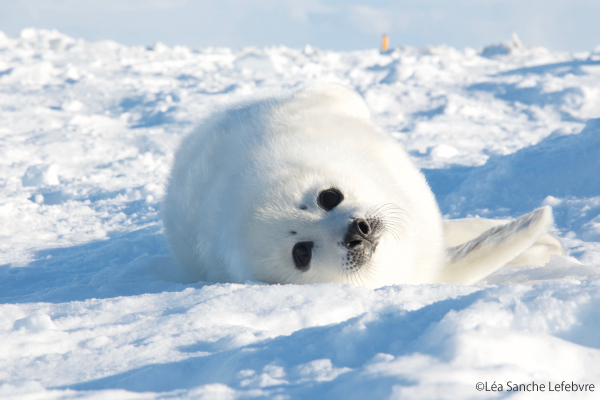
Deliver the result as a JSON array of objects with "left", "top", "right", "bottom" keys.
[
  {"left": 292, "top": 188, "right": 387, "bottom": 272},
  {"left": 243, "top": 167, "right": 410, "bottom": 287}
]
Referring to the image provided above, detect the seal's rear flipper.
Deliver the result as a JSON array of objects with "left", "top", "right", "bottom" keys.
[{"left": 440, "top": 206, "right": 554, "bottom": 284}]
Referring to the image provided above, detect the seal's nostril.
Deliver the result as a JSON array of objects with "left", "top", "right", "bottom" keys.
[
  {"left": 343, "top": 218, "right": 373, "bottom": 250},
  {"left": 357, "top": 220, "right": 370, "bottom": 235},
  {"left": 347, "top": 240, "right": 363, "bottom": 249}
]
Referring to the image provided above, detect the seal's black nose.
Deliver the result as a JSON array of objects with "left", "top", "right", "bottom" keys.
[{"left": 343, "top": 218, "right": 373, "bottom": 250}]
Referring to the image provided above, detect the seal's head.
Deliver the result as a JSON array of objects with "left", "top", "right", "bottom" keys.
[{"left": 164, "top": 84, "right": 445, "bottom": 288}]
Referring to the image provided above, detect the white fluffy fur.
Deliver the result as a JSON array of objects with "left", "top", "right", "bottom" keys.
[{"left": 163, "top": 84, "right": 564, "bottom": 287}]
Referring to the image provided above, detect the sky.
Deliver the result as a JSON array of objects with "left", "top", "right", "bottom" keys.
[{"left": 0, "top": 0, "right": 599, "bottom": 51}]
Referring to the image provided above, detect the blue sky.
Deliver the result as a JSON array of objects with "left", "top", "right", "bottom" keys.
[{"left": 1, "top": 0, "right": 599, "bottom": 51}]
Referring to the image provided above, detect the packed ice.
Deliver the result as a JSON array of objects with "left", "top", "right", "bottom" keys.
[{"left": 1, "top": 29, "right": 600, "bottom": 399}]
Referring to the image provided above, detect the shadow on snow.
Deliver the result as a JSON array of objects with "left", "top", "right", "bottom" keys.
[
  {"left": 0, "top": 226, "right": 191, "bottom": 304},
  {"left": 64, "top": 290, "right": 486, "bottom": 396},
  {"left": 497, "top": 58, "right": 600, "bottom": 77}
]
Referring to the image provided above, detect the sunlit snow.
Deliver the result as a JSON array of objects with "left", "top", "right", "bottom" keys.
[{"left": 1, "top": 29, "right": 600, "bottom": 399}]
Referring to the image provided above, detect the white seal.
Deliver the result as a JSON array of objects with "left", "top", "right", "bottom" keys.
[{"left": 164, "top": 84, "right": 564, "bottom": 287}]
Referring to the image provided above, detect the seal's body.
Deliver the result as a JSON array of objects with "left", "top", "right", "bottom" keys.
[{"left": 164, "top": 85, "right": 563, "bottom": 287}]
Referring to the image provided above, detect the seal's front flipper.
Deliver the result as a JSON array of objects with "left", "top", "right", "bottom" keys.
[{"left": 440, "top": 206, "right": 554, "bottom": 284}]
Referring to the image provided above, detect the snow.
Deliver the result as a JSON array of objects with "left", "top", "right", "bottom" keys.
[{"left": 1, "top": 29, "right": 600, "bottom": 399}]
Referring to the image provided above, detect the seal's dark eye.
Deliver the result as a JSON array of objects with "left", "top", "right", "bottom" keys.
[
  {"left": 318, "top": 188, "right": 343, "bottom": 211},
  {"left": 292, "top": 241, "right": 313, "bottom": 271}
]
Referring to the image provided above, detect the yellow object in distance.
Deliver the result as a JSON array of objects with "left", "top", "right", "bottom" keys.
[{"left": 381, "top": 34, "right": 389, "bottom": 52}]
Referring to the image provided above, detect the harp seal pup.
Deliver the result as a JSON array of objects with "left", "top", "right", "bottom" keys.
[{"left": 163, "top": 84, "right": 564, "bottom": 287}]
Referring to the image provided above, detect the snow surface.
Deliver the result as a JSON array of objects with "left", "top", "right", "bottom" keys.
[{"left": 1, "top": 29, "right": 600, "bottom": 399}]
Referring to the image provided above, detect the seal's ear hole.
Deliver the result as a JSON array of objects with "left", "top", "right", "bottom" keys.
[
  {"left": 293, "top": 241, "right": 313, "bottom": 271},
  {"left": 318, "top": 188, "right": 343, "bottom": 211}
]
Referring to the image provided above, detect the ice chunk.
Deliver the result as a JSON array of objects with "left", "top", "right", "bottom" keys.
[
  {"left": 49, "top": 38, "right": 63, "bottom": 51},
  {"left": 480, "top": 33, "right": 524, "bottom": 58},
  {"left": 235, "top": 53, "right": 276, "bottom": 75},
  {"left": 13, "top": 313, "right": 56, "bottom": 332},
  {"left": 0, "top": 31, "right": 9, "bottom": 49},
  {"left": 62, "top": 100, "right": 83, "bottom": 111},
  {"left": 152, "top": 41, "right": 170, "bottom": 53},
  {"left": 21, "top": 164, "right": 60, "bottom": 187},
  {"left": 303, "top": 44, "right": 316, "bottom": 56},
  {"left": 431, "top": 144, "right": 458, "bottom": 158},
  {"left": 20, "top": 28, "right": 37, "bottom": 40}
]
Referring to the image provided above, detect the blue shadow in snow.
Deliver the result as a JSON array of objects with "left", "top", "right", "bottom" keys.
[
  {"left": 468, "top": 81, "right": 584, "bottom": 122},
  {"left": 118, "top": 93, "right": 181, "bottom": 128},
  {"left": 26, "top": 184, "right": 156, "bottom": 209},
  {"left": 0, "top": 226, "right": 191, "bottom": 304},
  {"left": 438, "top": 118, "right": 600, "bottom": 215},
  {"left": 412, "top": 104, "right": 446, "bottom": 120},
  {"left": 497, "top": 59, "right": 600, "bottom": 77},
  {"left": 64, "top": 289, "right": 486, "bottom": 396},
  {"left": 197, "top": 84, "right": 237, "bottom": 95},
  {"left": 422, "top": 166, "right": 474, "bottom": 210},
  {"left": 132, "top": 108, "right": 177, "bottom": 128},
  {"left": 468, "top": 82, "right": 583, "bottom": 108}
]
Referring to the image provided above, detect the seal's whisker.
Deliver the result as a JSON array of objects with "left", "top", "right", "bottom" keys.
[
  {"left": 340, "top": 202, "right": 410, "bottom": 286},
  {"left": 365, "top": 203, "right": 410, "bottom": 245},
  {"left": 351, "top": 270, "right": 359, "bottom": 286},
  {"left": 356, "top": 268, "right": 367, "bottom": 287},
  {"left": 387, "top": 227, "right": 401, "bottom": 243},
  {"left": 360, "top": 265, "right": 374, "bottom": 286},
  {"left": 386, "top": 222, "right": 407, "bottom": 239},
  {"left": 360, "top": 261, "right": 377, "bottom": 287}
]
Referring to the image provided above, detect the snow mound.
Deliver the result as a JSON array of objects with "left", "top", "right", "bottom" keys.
[{"left": 445, "top": 118, "right": 600, "bottom": 213}]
